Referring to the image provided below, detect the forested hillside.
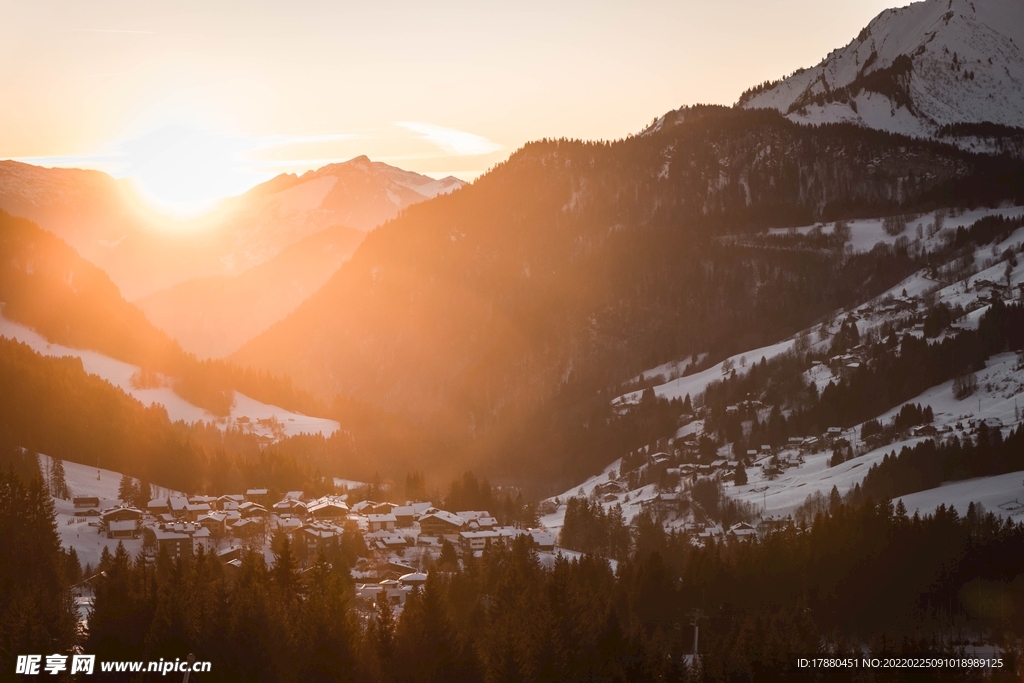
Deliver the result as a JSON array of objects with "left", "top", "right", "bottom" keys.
[
  {"left": 0, "top": 210, "right": 321, "bottom": 417},
  {"left": 0, "top": 336, "right": 348, "bottom": 495},
  {"left": 234, "top": 107, "right": 1024, "bottom": 485}
]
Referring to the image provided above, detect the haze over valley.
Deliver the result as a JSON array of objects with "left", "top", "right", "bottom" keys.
[{"left": 5, "top": 0, "right": 1024, "bottom": 678}]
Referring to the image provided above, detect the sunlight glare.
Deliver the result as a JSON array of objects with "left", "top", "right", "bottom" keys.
[{"left": 121, "top": 126, "right": 259, "bottom": 217}]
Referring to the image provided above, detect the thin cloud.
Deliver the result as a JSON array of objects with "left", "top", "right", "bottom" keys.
[
  {"left": 395, "top": 122, "right": 502, "bottom": 156},
  {"left": 62, "top": 28, "right": 155, "bottom": 34},
  {"left": 252, "top": 132, "right": 363, "bottom": 148}
]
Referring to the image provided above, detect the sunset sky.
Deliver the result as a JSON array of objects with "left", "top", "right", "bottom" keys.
[{"left": 3, "top": 0, "right": 895, "bottom": 213}]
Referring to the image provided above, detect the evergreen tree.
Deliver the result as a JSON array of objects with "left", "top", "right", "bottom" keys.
[
  {"left": 829, "top": 448, "right": 845, "bottom": 467},
  {"left": 87, "top": 541, "right": 149, "bottom": 662},
  {"left": 404, "top": 471, "right": 427, "bottom": 501},
  {"left": 828, "top": 485, "right": 842, "bottom": 514},
  {"left": 65, "top": 547, "right": 82, "bottom": 585},
  {"left": 734, "top": 462, "right": 748, "bottom": 485},
  {"left": 296, "top": 552, "right": 358, "bottom": 683},
  {"left": 437, "top": 539, "right": 459, "bottom": 572},
  {"left": 134, "top": 478, "right": 152, "bottom": 508},
  {"left": 271, "top": 531, "right": 300, "bottom": 602},
  {"left": 117, "top": 474, "right": 137, "bottom": 505},
  {"left": 50, "top": 457, "right": 70, "bottom": 499},
  {"left": 0, "top": 471, "right": 78, "bottom": 667},
  {"left": 368, "top": 587, "right": 397, "bottom": 682}
]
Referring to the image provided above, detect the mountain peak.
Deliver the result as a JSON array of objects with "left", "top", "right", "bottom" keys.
[{"left": 739, "top": 0, "right": 1024, "bottom": 140}]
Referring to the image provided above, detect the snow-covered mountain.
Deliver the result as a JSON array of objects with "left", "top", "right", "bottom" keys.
[
  {"left": 212, "top": 156, "right": 464, "bottom": 274},
  {"left": 739, "top": 0, "right": 1024, "bottom": 141},
  {"left": 0, "top": 157, "right": 464, "bottom": 299}
]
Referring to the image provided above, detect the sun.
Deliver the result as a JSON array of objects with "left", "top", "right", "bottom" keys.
[{"left": 121, "top": 125, "right": 260, "bottom": 217}]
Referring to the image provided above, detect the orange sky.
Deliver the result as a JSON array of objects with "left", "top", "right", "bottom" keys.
[{"left": 2, "top": 0, "right": 895, "bottom": 213}]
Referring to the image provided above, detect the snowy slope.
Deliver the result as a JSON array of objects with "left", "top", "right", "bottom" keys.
[
  {"left": 557, "top": 206, "right": 1024, "bottom": 535},
  {"left": 554, "top": 351, "right": 1024, "bottom": 530},
  {"left": 618, "top": 206, "right": 1024, "bottom": 408},
  {"left": 897, "top": 470, "right": 1024, "bottom": 520},
  {"left": 40, "top": 454, "right": 172, "bottom": 570},
  {"left": 766, "top": 206, "right": 1024, "bottom": 254},
  {"left": 0, "top": 313, "right": 340, "bottom": 437},
  {"left": 740, "top": 0, "right": 1024, "bottom": 139},
  {"left": 214, "top": 156, "right": 466, "bottom": 274}
]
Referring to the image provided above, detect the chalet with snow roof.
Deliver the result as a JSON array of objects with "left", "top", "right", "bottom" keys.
[
  {"left": 168, "top": 496, "right": 189, "bottom": 516},
  {"left": 151, "top": 522, "right": 211, "bottom": 558},
  {"left": 350, "top": 500, "right": 378, "bottom": 514},
  {"left": 369, "top": 531, "right": 408, "bottom": 551},
  {"left": 294, "top": 522, "right": 340, "bottom": 554},
  {"left": 392, "top": 505, "right": 418, "bottom": 527},
  {"left": 457, "top": 511, "right": 497, "bottom": 530},
  {"left": 460, "top": 529, "right": 499, "bottom": 551},
  {"left": 245, "top": 488, "right": 270, "bottom": 505},
  {"left": 184, "top": 501, "right": 212, "bottom": 521},
  {"left": 238, "top": 501, "right": 268, "bottom": 518},
  {"left": 230, "top": 517, "right": 263, "bottom": 540},
  {"left": 101, "top": 507, "right": 143, "bottom": 539},
  {"left": 728, "top": 522, "right": 757, "bottom": 539},
  {"left": 217, "top": 494, "right": 243, "bottom": 511},
  {"left": 74, "top": 496, "right": 100, "bottom": 510},
  {"left": 367, "top": 513, "right": 397, "bottom": 532},
  {"left": 273, "top": 498, "right": 308, "bottom": 516},
  {"left": 308, "top": 498, "right": 349, "bottom": 520},
  {"left": 197, "top": 512, "right": 230, "bottom": 536},
  {"left": 418, "top": 510, "right": 465, "bottom": 538}
]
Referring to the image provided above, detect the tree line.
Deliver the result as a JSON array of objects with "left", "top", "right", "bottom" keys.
[{"left": 8, "top": 442, "right": 1024, "bottom": 681}]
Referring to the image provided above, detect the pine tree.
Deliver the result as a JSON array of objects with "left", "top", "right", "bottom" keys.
[
  {"left": 370, "top": 590, "right": 396, "bottom": 682},
  {"left": 0, "top": 470, "right": 77, "bottom": 663},
  {"left": 297, "top": 551, "right": 359, "bottom": 682},
  {"left": 734, "top": 462, "right": 748, "bottom": 486},
  {"left": 134, "top": 479, "right": 152, "bottom": 508},
  {"left": 829, "top": 485, "right": 842, "bottom": 514},
  {"left": 66, "top": 547, "right": 82, "bottom": 584},
  {"left": 51, "top": 457, "right": 70, "bottom": 499},
  {"left": 437, "top": 539, "right": 460, "bottom": 571},
  {"left": 271, "top": 531, "right": 300, "bottom": 602},
  {"left": 117, "top": 474, "right": 137, "bottom": 505},
  {"left": 88, "top": 541, "right": 147, "bottom": 661}
]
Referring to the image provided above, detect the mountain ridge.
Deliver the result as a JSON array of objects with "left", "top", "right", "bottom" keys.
[
  {"left": 136, "top": 224, "right": 366, "bottom": 358},
  {"left": 0, "top": 156, "right": 465, "bottom": 299},
  {"left": 739, "top": 0, "right": 1024, "bottom": 145},
  {"left": 231, "top": 106, "right": 1024, "bottom": 475}
]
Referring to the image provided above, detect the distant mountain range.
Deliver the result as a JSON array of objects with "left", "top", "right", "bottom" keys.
[
  {"left": 739, "top": 0, "right": 1024, "bottom": 148},
  {"left": 0, "top": 156, "right": 463, "bottom": 357},
  {"left": 0, "top": 156, "right": 463, "bottom": 300},
  {"left": 136, "top": 224, "right": 365, "bottom": 358},
  {"left": 208, "top": 155, "right": 464, "bottom": 275}
]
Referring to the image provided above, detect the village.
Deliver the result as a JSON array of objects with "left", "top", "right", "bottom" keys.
[
  {"left": 65, "top": 480, "right": 558, "bottom": 617},
  {"left": 47, "top": 268, "right": 1024, "bottom": 624}
]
